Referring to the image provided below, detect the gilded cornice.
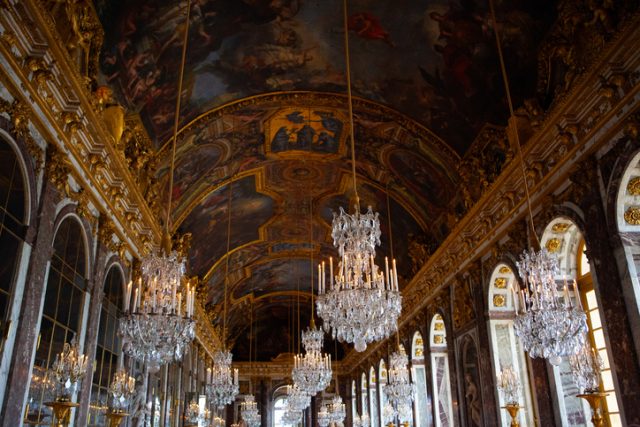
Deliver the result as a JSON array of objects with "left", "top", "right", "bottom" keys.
[
  {"left": 341, "top": 11, "right": 640, "bottom": 372},
  {"left": 233, "top": 360, "right": 346, "bottom": 380},
  {"left": 0, "top": 0, "right": 162, "bottom": 257}
]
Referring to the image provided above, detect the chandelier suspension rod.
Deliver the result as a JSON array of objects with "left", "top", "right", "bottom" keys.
[
  {"left": 342, "top": 0, "right": 360, "bottom": 208},
  {"left": 249, "top": 295, "right": 253, "bottom": 393},
  {"left": 488, "top": 0, "right": 540, "bottom": 247},
  {"left": 309, "top": 195, "right": 315, "bottom": 323},
  {"left": 386, "top": 183, "right": 400, "bottom": 349},
  {"left": 297, "top": 272, "right": 301, "bottom": 354},
  {"left": 223, "top": 177, "right": 233, "bottom": 346},
  {"left": 165, "top": 0, "right": 192, "bottom": 235}
]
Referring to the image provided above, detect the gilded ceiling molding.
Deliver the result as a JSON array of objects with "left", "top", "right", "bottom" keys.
[{"left": 340, "top": 12, "right": 640, "bottom": 372}]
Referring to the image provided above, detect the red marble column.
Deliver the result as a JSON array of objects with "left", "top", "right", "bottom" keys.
[{"left": 0, "top": 180, "right": 59, "bottom": 426}]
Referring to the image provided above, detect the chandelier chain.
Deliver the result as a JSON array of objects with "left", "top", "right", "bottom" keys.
[
  {"left": 488, "top": 0, "right": 539, "bottom": 247},
  {"left": 165, "top": 0, "right": 191, "bottom": 233},
  {"left": 223, "top": 177, "right": 233, "bottom": 345},
  {"left": 343, "top": 0, "right": 359, "bottom": 208}
]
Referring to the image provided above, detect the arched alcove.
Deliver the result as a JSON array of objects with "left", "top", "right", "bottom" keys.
[
  {"left": 487, "top": 263, "right": 534, "bottom": 426},
  {"left": 411, "top": 331, "right": 430, "bottom": 427},
  {"left": 369, "top": 366, "right": 379, "bottom": 427},
  {"left": 429, "top": 314, "right": 453, "bottom": 427}
]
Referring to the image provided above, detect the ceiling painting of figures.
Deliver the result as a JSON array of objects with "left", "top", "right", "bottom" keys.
[{"left": 96, "top": 0, "right": 556, "bottom": 152}]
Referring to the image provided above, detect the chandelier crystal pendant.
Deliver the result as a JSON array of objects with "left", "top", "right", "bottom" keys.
[
  {"left": 513, "top": 248, "right": 587, "bottom": 365},
  {"left": 205, "top": 350, "right": 239, "bottom": 408},
  {"left": 315, "top": 0, "right": 401, "bottom": 353},
  {"left": 240, "top": 394, "right": 261, "bottom": 427},
  {"left": 119, "top": 251, "right": 196, "bottom": 372},
  {"left": 292, "top": 327, "right": 332, "bottom": 395},
  {"left": 385, "top": 344, "right": 415, "bottom": 418},
  {"left": 318, "top": 404, "right": 331, "bottom": 427}
]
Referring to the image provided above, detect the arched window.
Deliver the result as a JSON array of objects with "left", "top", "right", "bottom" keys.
[
  {"left": 411, "top": 331, "right": 430, "bottom": 427},
  {"left": 576, "top": 239, "right": 622, "bottom": 426},
  {"left": 352, "top": 380, "right": 358, "bottom": 422},
  {"left": 616, "top": 151, "right": 640, "bottom": 314},
  {"left": 273, "top": 385, "right": 290, "bottom": 427},
  {"left": 26, "top": 216, "right": 88, "bottom": 424},
  {"left": 88, "top": 265, "right": 124, "bottom": 426},
  {"left": 541, "top": 218, "right": 622, "bottom": 426},
  {"left": 379, "top": 360, "right": 388, "bottom": 426},
  {"left": 369, "top": 366, "right": 379, "bottom": 427},
  {"left": 429, "top": 314, "right": 453, "bottom": 427},
  {"left": 487, "top": 264, "right": 534, "bottom": 426},
  {"left": 0, "top": 137, "right": 28, "bottom": 350},
  {"left": 361, "top": 372, "right": 369, "bottom": 418}
]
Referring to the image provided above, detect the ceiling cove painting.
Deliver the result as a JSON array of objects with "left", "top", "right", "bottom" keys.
[
  {"left": 160, "top": 94, "right": 460, "bottom": 226},
  {"left": 177, "top": 173, "right": 276, "bottom": 277},
  {"left": 96, "top": 0, "right": 556, "bottom": 152}
]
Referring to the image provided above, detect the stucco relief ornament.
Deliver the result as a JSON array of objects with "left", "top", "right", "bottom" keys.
[{"left": 513, "top": 248, "right": 587, "bottom": 365}]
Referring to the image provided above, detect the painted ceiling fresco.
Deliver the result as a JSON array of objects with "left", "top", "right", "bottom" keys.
[{"left": 96, "top": 0, "right": 556, "bottom": 153}]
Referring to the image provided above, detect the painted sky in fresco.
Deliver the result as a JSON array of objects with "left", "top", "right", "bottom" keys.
[{"left": 96, "top": 0, "right": 555, "bottom": 153}]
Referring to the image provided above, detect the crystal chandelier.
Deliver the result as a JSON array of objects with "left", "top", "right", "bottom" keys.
[
  {"left": 108, "top": 368, "right": 136, "bottom": 412},
  {"left": 50, "top": 339, "right": 88, "bottom": 400},
  {"left": 206, "top": 350, "right": 239, "bottom": 408},
  {"left": 282, "top": 408, "right": 303, "bottom": 426},
  {"left": 569, "top": 341, "right": 603, "bottom": 393},
  {"left": 185, "top": 399, "right": 201, "bottom": 425},
  {"left": 240, "top": 394, "right": 261, "bottom": 427},
  {"left": 327, "top": 395, "right": 346, "bottom": 425},
  {"left": 316, "top": 222, "right": 402, "bottom": 352},
  {"left": 292, "top": 321, "right": 332, "bottom": 395},
  {"left": 354, "top": 411, "right": 370, "bottom": 427},
  {"left": 119, "top": 253, "right": 196, "bottom": 372},
  {"left": 286, "top": 383, "right": 311, "bottom": 411},
  {"left": 497, "top": 366, "right": 521, "bottom": 405},
  {"left": 315, "top": 0, "right": 401, "bottom": 353},
  {"left": 385, "top": 344, "right": 415, "bottom": 418},
  {"left": 513, "top": 248, "right": 587, "bottom": 364},
  {"left": 318, "top": 404, "right": 331, "bottom": 427}
]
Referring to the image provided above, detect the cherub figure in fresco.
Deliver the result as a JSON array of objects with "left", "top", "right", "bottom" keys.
[
  {"left": 157, "top": 0, "right": 216, "bottom": 57},
  {"left": 348, "top": 12, "right": 394, "bottom": 46}
]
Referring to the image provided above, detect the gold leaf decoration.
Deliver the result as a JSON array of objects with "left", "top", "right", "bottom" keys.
[
  {"left": 628, "top": 177, "right": 640, "bottom": 196},
  {"left": 434, "top": 322, "right": 444, "bottom": 331},
  {"left": 551, "top": 222, "right": 571, "bottom": 233},
  {"left": 433, "top": 335, "right": 444, "bottom": 344},
  {"left": 624, "top": 207, "right": 640, "bottom": 225},
  {"left": 493, "top": 294, "right": 506, "bottom": 308},
  {"left": 498, "top": 266, "right": 511, "bottom": 274},
  {"left": 415, "top": 348, "right": 424, "bottom": 357},
  {"left": 545, "top": 238, "right": 561, "bottom": 253},
  {"left": 415, "top": 337, "right": 423, "bottom": 346},
  {"left": 494, "top": 277, "right": 507, "bottom": 289}
]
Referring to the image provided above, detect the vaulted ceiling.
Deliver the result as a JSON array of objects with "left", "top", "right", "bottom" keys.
[{"left": 95, "top": 0, "right": 558, "bottom": 360}]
